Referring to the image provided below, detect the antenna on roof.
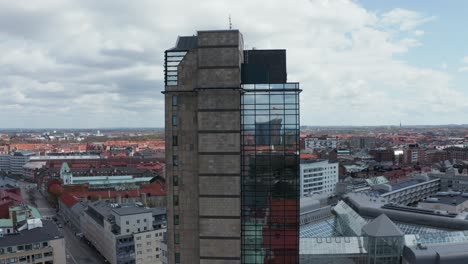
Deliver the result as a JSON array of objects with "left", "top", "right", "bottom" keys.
[{"left": 229, "top": 14, "right": 232, "bottom": 30}]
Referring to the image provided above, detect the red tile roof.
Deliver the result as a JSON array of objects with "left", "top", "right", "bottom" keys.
[
  {"left": 59, "top": 193, "right": 78, "bottom": 208},
  {"left": 0, "top": 189, "right": 24, "bottom": 203},
  {"left": 300, "top": 153, "right": 317, "bottom": 160},
  {"left": 60, "top": 181, "right": 166, "bottom": 203}
]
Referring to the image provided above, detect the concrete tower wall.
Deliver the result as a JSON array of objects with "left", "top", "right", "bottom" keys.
[{"left": 165, "top": 30, "right": 243, "bottom": 264}]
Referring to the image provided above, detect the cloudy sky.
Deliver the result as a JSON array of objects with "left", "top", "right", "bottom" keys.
[{"left": 0, "top": 0, "right": 467, "bottom": 128}]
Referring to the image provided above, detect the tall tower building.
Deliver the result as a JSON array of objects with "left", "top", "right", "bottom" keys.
[{"left": 163, "top": 30, "right": 300, "bottom": 264}]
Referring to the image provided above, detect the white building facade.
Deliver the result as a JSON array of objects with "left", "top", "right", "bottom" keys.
[
  {"left": 300, "top": 160, "right": 339, "bottom": 197},
  {"left": 134, "top": 229, "right": 166, "bottom": 264},
  {"left": 10, "top": 151, "right": 35, "bottom": 175},
  {"left": 81, "top": 201, "right": 166, "bottom": 264},
  {"left": 0, "top": 154, "right": 10, "bottom": 172},
  {"left": 304, "top": 137, "right": 338, "bottom": 152}
]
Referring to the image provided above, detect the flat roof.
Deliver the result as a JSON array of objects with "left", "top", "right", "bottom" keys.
[
  {"left": 112, "top": 206, "right": 152, "bottom": 216},
  {"left": 88, "top": 201, "right": 112, "bottom": 218},
  {"left": 23, "top": 161, "right": 47, "bottom": 169},
  {"left": 300, "top": 236, "right": 367, "bottom": 255},
  {"left": 151, "top": 207, "right": 166, "bottom": 216},
  {"left": 300, "top": 215, "right": 450, "bottom": 239},
  {"left": 0, "top": 220, "right": 63, "bottom": 247},
  {"left": 404, "top": 243, "right": 468, "bottom": 263},
  {"left": 72, "top": 176, "right": 153, "bottom": 185},
  {"left": 404, "top": 231, "right": 468, "bottom": 247},
  {"left": 381, "top": 178, "right": 440, "bottom": 197},
  {"left": 30, "top": 155, "right": 100, "bottom": 160},
  {"left": 300, "top": 159, "right": 337, "bottom": 165},
  {"left": 392, "top": 180, "right": 419, "bottom": 191},
  {"left": 167, "top": 36, "right": 197, "bottom": 52},
  {"left": 425, "top": 195, "right": 468, "bottom": 206}
]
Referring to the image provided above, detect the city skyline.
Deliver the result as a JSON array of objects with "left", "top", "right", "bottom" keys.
[{"left": 1, "top": 0, "right": 468, "bottom": 128}]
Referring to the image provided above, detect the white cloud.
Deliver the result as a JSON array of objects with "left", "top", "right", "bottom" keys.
[
  {"left": 458, "top": 56, "right": 468, "bottom": 72},
  {"left": 462, "top": 56, "right": 468, "bottom": 64},
  {"left": 0, "top": 0, "right": 465, "bottom": 128},
  {"left": 380, "top": 8, "right": 436, "bottom": 31},
  {"left": 413, "top": 30, "right": 425, "bottom": 36}
]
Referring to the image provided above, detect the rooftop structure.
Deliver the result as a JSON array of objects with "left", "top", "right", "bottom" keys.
[
  {"left": 365, "top": 176, "right": 389, "bottom": 186},
  {"left": 0, "top": 205, "right": 41, "bottom": 234},
  {"left": 362, "top": 214, "right": 403, "bottom": 237},
  {"left": 0, "top": 220, "right": 60, "bottom": 247}
]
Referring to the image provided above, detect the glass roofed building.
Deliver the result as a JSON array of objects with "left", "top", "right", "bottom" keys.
[{"left": 300, "top": 196, "right": 468, "bottom": 263}]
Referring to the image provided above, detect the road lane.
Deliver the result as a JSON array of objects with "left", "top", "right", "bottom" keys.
[{"left": 61, "top": 218, "right": 105, "bottom": 264}]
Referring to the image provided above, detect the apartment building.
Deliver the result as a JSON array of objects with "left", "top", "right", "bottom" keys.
[
  {"left": 81, "top": 201, "right": 166, "bottom": 264},
  {"left": 0, "top": 220, "right": 65, "bottom": 264},
  {"left": 300, "top": 159, "right": 339, "bottom": 197}
]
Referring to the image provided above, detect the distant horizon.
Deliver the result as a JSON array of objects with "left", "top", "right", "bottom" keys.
[{"left": 1, "top": 124, "right": 468, "bottom": 131}]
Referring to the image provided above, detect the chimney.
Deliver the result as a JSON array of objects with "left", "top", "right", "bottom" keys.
[
  {"left": 141, "top": 193, "right": 147, "bottom": 206},
  {"left": 12, "top": 211, "right": 17, "bottom": 233}
]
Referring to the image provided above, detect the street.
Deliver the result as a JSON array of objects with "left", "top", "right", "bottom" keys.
[
  {"left": 2, "top": 176, "right": 105, "bottom": 264},
  {"left": 61, "top": 218, "right": 106, "bottom": 264}
]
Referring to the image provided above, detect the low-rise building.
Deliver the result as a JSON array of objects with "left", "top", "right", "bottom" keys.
[
  {"left": 56, "top": 181, "right": 166, "bottom": 216},
  {"left": 57, "top": 194, "right": 86, "bottom": 233},
  {"left": 59, "top": 162, "right": 155, "bottom": 188},
  {"left": 375, "top": 178, "right": 440, "bottom": 205},
  {"left": 428, "top": 168, "right": 468, "bottom": 191},
  {"left": 419, "top": 192, "right": 468, "bottom": 214},
  {"left": 0, "top": 203, "right": 64, "bottom": 264},
  {"left": 22, "top": 161, "right": 47, "bottom": 180},
  {"left": 0, "top": 145, "right": 9, "bottom": 155},
  {"left": 349, "top": 136, "right": 376, "bottom": 150},
  {"left": 0, "top": 155, "right": 10, "bottom": 173},
  {"left": 0, "top": 220, "right": 65, "bottom": 264},
  {"left": 10, "top": 151, "right": 36, "bottom": 176},
  {"left": 300, "top": 160, "right": 339, "bottom": 197},
  {"left": 402, "top": 144, "right": 426, "bottom": 165},
  {"left": 304, "top": 136, "right": 338, "bottom": 152},
  {"left": 81, "top": 201, "right": 166, "bottom": 264},
  {"left": 369, "top": 148, "right": 395, "bottom": 164}
]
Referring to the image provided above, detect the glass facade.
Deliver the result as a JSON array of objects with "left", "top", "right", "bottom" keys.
[
  {"left": 300, "top": 236, "right": 368, "bottom": 264},
  {"left": 333, "top": 201, "right": 366, "bottom": 236},
  {"left": 300, "top": 216, "right": 451, "bottom": 239},
  {"left": 405, "top": 230, "right": 468, "bottom": 246},
  {"left": 364, "top": 235, "right": 404, "bottom": 264},
  {"left": 300, "top": 235, "right": 404, "bottom": 264},
  {"left": 241, "top": 83, "right": 300, "bottom": 264}
]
